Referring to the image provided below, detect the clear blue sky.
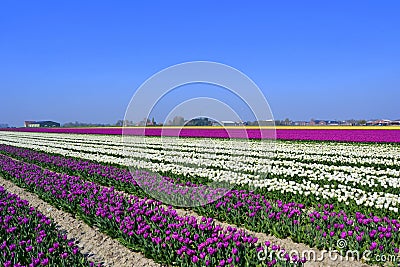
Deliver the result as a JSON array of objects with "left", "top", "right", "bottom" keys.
[{"left": 1, "top": 1, "right": 399, "bottom": 126}]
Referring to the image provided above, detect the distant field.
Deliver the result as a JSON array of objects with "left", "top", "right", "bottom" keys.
[{"left": 1, "top": 126, "right": 399, "bottom": 142}]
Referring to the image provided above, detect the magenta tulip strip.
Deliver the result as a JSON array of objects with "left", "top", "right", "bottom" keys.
[
  {"left": 0, "top": 186, "right": 96, "bottom": 266},
  {"left": 0, "top": 154, "right": 302, "bottom": 266},
  {"left": 1, "top": 127, "right": 400, "bottom": 143}
]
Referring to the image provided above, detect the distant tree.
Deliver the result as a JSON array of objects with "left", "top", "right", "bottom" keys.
[
  {"left": 348, "top": 119, "right": 356, "bottom": 126},
  {"left": 172, "top": 116, "right": 185, "bottom": 126},
  {"left": 358, "top": 120, "right": 367, "bottom": 125},
  {"left": 184, "top": 117, "right": 214, "bottom": 126},
  {"left": 247, "top": 121, "right": 259, "bottom": 126},
  {"left": 62, "top": 121, "right": 112, "bottom": 127}
]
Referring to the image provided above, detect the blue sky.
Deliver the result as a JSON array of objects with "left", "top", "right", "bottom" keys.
[{"left": 1, "top": 1, "right": 399, "bottom": 126}]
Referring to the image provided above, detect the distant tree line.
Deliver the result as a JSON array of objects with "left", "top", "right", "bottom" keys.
[
  {"left": 274, "top": 118, "right": 368, "bottom": 126},
  {"left": 62, "top": 118, "right": 376, "bottom": 127},
  {"left": 62, "top": 121, "right": 114, "bottom": 127}
]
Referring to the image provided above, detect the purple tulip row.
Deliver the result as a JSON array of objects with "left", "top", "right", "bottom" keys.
[
  {"left": 0, "top": 153, "right": 304, "bottom": 266},
  {"left": 0, "top": 144, "right": 224, "bottom": 206},
  {"left": 0, "top": 186, "right": 97, "bottom": 266},
  {"left": 200, "top": 190, "right": 400, "bottom": 258},
  {"left": 0, "top": 144, "right": 192, "bottom": 187}
]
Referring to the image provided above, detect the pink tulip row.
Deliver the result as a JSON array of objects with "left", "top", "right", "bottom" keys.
[{"left": 1, "top": 127, "right": 399, "bottom": 142}]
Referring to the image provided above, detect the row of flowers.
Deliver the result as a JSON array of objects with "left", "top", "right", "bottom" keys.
[
  {"left": 2, "top": 132, "right": 399, "bottom": 184},
  {"left": 0, "top": 186, "right": 96, "bottom": 266},
  {"left": 0, "top": 154, "right": 301, "bottom": 266},
  {"left": 2, "top": 131, "right": 399, "bottom": 168},
  {"left": 2, "top": 133, "right": 399, "bottom": 189},
  {"left": 1, "top": 138, "right": 399, "bottom": 213},
  {"left": 0, "top": 145, "right": 399, "bottom": 265}
]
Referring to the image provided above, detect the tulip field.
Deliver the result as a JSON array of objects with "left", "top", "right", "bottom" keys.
[{"left": 0, "top": 130, "right": 399, "bottom": 266}]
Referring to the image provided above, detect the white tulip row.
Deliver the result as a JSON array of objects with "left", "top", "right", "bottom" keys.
[
  {"left": 1, "top": 132, "right": 399, "bottom": 191},
  {"left": 3, "top": 131, "right": 399, "bottom": 167}
]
